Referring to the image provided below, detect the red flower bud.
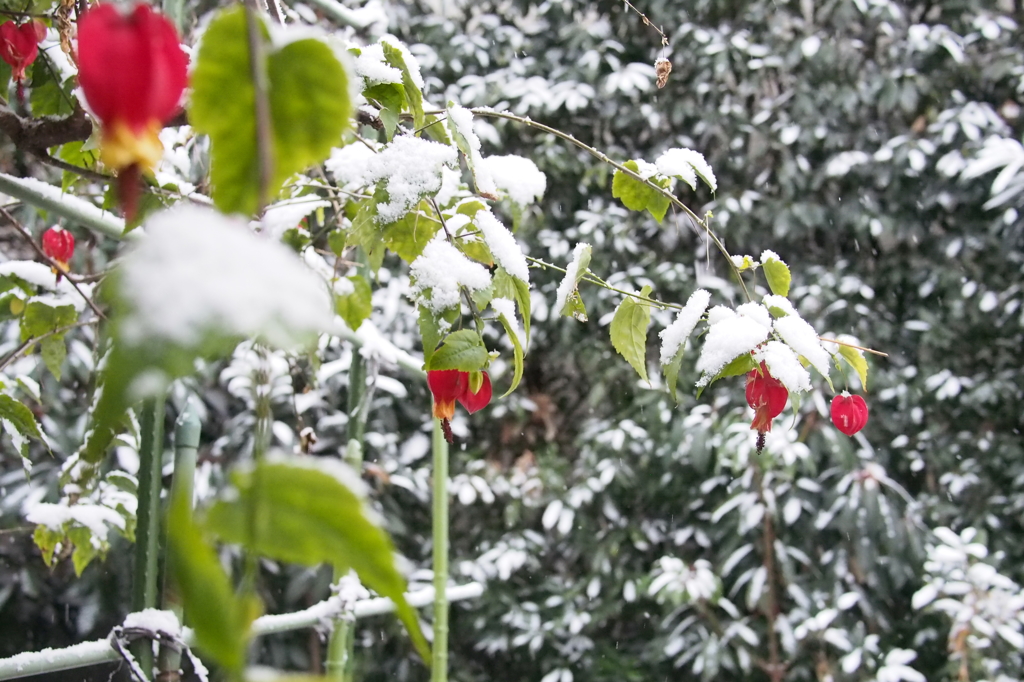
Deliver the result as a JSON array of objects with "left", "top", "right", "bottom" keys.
[
  {"left": 831, "top": 393, "right": 869, "bottom": 436},
  {"left": 746, "top": 362, "right": 788, "bottom": 433},
  {"left": 77, "top": 4, "right": 188, "bottom": 174},
  {"left": 0, "top": 20, "right": 45, "bottom": 83},
  {"left": 427, "top": 369, "right": 492, "bottom": 442},
  {"left": 42, "top": 226, "right": 74, "bottom": 270}
]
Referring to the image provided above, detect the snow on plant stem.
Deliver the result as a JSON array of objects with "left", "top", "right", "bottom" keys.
[
  {"left": 479, "top": 155, "right": 547, "bottom": 206},
  {"left": 475, "top": 209, "right": 530, "bottom": 282},
  {"left": 554, "top": 242, "right": 591, "bottom": 318}
]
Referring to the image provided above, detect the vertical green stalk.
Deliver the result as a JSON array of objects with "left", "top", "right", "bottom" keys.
[
  {"left": 326, "top": 351, "right": 367, "bottom": 682},
  {"left": 132, "top": 395, "right": 166, "bottom": 679},
  {"left": 156, "top": 404, "right": 201, "bottom": 682},
  {"left": 431, "top": 416, "right": 449, "bottom": 682}
]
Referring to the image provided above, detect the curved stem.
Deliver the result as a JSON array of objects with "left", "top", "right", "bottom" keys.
[{"left": 470, "top": 108, "right": 752, "bottom": 302}]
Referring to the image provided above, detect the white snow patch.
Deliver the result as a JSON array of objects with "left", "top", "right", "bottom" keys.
[
  {"left": 475, "top": 210, "right": 529, "bottom": 282},
  {"left": 763, "top": 294, "right": 797, "bottom": 317},
  {"left": 706, "top": 305, "right": 736, "bottom": 325},
  {"left": 553, "top": 243, "right": 591, "bottom": 318},
  {"left": 480, "top": 155, "right": 547, "bottom": 206},
  {"left": 326, "top": 136, "right": 457, "bottom": 224},
  {"left": 257, "top": 198, "right": 331, "bottom": 240},
  {"left": 123, "top": 609, "right": 181, "bottom": 638},
  {"left": 696, "top": 315, "right": 769, "bottom": 385},
  {"left": 409, "top": 235, "right": 492, "bottom": 312},
  {"left": 656, "top": 148, "right": 717, "bottom": 192},
  {"left": 754, "top": 341, "right": 811, "bottom": 393},
  {"left": 380, "top": 36, "right": 423, "bottom": 88},
  {"left": 773, "top": 315, "right": 832, "bottom": 379},
  {"left": 118, "top": 206, "right": 334, "bottom": 349},
  {"left": 448, "top": 104, "right": 498, "bottom": 198},
  {"left": 352, "top": 43, "right": 402, "bottom": 85},
  {"left": 658, "top": 289, "right": 711, "bottom": 365},
  {"left": 736, "top": 302, "right": 773, "bottom": 331},
  {"left": 0, "top": 261, "right": 60, "bottom": 290}
]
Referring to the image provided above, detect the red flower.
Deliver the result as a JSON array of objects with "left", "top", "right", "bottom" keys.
[
  {"left": 746, "top": 362, "right": 788, "bottom": 433},
  {"left": 42, "top": 226, "right": 74, "bottom": 272},
  {"left": 831, "top": 393, "right": 869, "bottom": 436},
  {"left": 0, "top": 20, "right": 45, "bottom": 83},
  {"left": 428, "top": 369, "right": 492, "bottom": 442},
  {"left": 77, "top": 4, "right": 188, "bottom": 219}
]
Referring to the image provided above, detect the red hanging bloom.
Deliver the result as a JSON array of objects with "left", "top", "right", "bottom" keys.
[
  {"left": 0, "top": 19, "right": 46, "bottom": 101},
  {"left": 831, "top": 392, "right": 869, "bottom": 436},
  {"left": 42, "top": 226, "right": 75, "bottom": 272},
  {"left": 745, "top": 362, "right": 788, "bottom": 433},
  {"left": 77, "top": 4, "right": 188, "bottom": 218},
  {"left": 428, "top": 369, "right": 492, "bottom": 443}
]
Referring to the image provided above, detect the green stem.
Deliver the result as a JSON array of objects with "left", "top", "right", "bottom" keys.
[
  {"left": 431, "top": 416, "right": 450, "bottom": 682},
  {"left": 326, "top": 351, "right": 370, "bottom": 682},
  {"left": 470, "top": 108, "right": 752, "bottom": 302},
  {"left": 132, "top": 396, "right": 166, "bottom": 680},
  {"left": 524, "top": 255, "right": 682, "bottom": 311},
  {"left": 157, "top": 403, "right": 201, "bottom": 682}
]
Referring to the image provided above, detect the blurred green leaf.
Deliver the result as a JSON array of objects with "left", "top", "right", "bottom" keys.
[{"left": 335, "top": 274, "right": 372, "bottom": 331}]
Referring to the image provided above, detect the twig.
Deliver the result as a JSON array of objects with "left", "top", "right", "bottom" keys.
[
  {"left": 469, "top": 108, "right": 752, "bottom": 302},
  {"left": 622, "top": 0, "right": 670, "bottom": 47},
  {"left": 0, "top": 206, "right": 107, "bottom": 320},
  {"left": 524, "top": 255, "right": 682, "bottom": 311},
  {"left": 0, "top": 320, "right": 97, "bottom": 373},
  {"left": 818, "top": 337, "right": 888, "bottom": 357},
  {"left": 35, "top": 150, "right": 111, "bottom": 183}
]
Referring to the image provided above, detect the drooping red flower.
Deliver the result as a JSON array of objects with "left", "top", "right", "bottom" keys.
[
  {"left": 428, "top": 369, "right": 492, "bottom": 442},
  {"left": 42, "top": 226, "right": 75, "bottom": 272},
  {"left": 745, "top": 362, "right": 788, "bottom": 433},
  {"left": 77, "top": 4, "right": 188, "bottom": 218},
  {"left": 0, "top": 19, "right": 46, "bottom": 100},
  {"left": 831, "top": 392, "right": 869, "bottom": 436}
]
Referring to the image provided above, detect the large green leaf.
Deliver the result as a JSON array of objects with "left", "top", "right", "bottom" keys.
[
  {"left": 191, "top": 7, "right": 351, "bottom": 215},
  {"left": 167, "top": 492, "right": 258, "bottom": 674},
  {"left": 335, "top": 275, "right": 373, "bottom": 331},
  {"left": 494, "top": 304, "right": 525, "bottom": 397},
  {"left": 492, "top": 268, "right": 531, "bottom": 346},
  {"left": 0, "top": 394, "right": 43, "bottom": 457},
  {"left": 426, "top": 329, "right": 489, "bottom": 372},
  {"left": 610, "top": 285, "right": 653, "bottom": 383},
  {"left": 21, "top": 300, "right": 76, "bottom": 342},
  {"left": 205, "top": 458, "right": 430, "bottom": 662},
  {"left": 381, "top": 41, "right": 424, "bottom": 130},
  {"left": 383, "top": 206, "right": 441, "bottom": 262},
  {"left": 611, "top": 161, "right": 671, "bottom": 223}
]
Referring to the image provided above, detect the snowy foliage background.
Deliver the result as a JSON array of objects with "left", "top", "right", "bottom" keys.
[{"left": 1, "top": 0, "right": 1023, "bottom": 681}]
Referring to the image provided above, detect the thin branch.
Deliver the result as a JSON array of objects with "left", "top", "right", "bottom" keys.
[
  {"left": 819, "top": 337, "right": 888, "bottom": 357},
  {"left": 0, "top": 206, "right": 108, "bottom": 320},
  {"left": 0, "top": 320, "right": 98, "bottom": 373},
  {"left": 469, "top": 108, "right": 752, "bottom": 302},
  {"left": 525, "top": 255, "right": 681, "bottom": 311},
  {"left": 622, "top": 0, "right": 670, "bottom": 47}
]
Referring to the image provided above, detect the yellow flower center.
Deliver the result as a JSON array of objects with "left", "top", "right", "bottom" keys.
[{"left": 100, "top": 119, "right": 164, "bottom": 172}]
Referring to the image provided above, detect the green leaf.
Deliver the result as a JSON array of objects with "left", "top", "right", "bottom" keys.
[
  {"left": 559, "top": 244, "right": 592, "bottom": 320},
  {"left": 205, "top": 457, "right": 430, "bottom": 662},
  {"left": 40, "top": 334, "right": 67, "bottom": 380},
  {"left": 189, "top": 7, "right": 260, "bottom": 214},
  {"left": 381, "top": 40, "right": 424, "bottom": 130},
  {"left": 492, "top": 269, "right": 531, "bottom": 346},
  {"left": 0, "top": 394, "right": 43, "bottom": 456},
  {"left": 191, "top": 8, "right": 352, "bottom": 215},
  {"left": 494, "top": 305, "right": 524, "bottom": 397},
  {"left": 762, "top": 255, "right": 792, "bottom": 297},
  {"left": 29, "top": 56, "right": 74, "bottom": 117},
  {"left": 418, "top": 305, "right": 443, "bottom": 366},
  {"left": 611, "top": 161, "right": 671, "bottom": 223},
  {"left": 335, "top": 275, "right": 373, "bottom": 331},
  {"left": 696, "top": 352, "right": 757, "bottom": 399},
  {"left": 664, "top": 345, "right": 686, "bottom": 403},
  {"left": 33, "top": 525, "right": 62, "bottom": 567},
  {"left": 364, "top": 82, "right": 405, "bottom": 139},
  {"left": 68, "top": 526, "right": 100, "bottom": 576},
  {"left": 21, "top": 301, "right": 76, "bottom": 342},
  {"left": 268, "top": 37, "right": 351, "bottom": 183},
  {"left": 610, "top": 285, "right": 653, "bottom": 383},
  {"left": 167, "top": 492, "right": 257, "bottom": 674},
  {"left": 838, "top": 345, "right": 869, "bottom": 391},
  {"left": 349, "top": 194, "right": 386, "bottom": 272},
  {"left": 383, "top": 206, "right": 441, "bottom": 262},
  {"left": 426, "top": 329, "right": 488, "bottom": 372}
]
